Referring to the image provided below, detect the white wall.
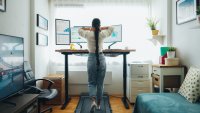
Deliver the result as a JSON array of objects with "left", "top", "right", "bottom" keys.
[
  {"left": 29, "top": 0, "right": 50, "bottom": 80},
  {"left": 0, "top": 0, "right": 30, "bottom": 61},
  {"left": 0, "top": 0, "right": 50, "bottom": 82},
  {"left": 171, "top": 1, "right": 200, "bottom": 68},
  {"left": 151, "top": 0, "right": 172, "bottom": 46}
]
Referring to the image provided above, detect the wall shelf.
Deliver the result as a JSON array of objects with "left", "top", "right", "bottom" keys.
[{"left": 148, "top": 35, "right": 165, "bottom": 45}]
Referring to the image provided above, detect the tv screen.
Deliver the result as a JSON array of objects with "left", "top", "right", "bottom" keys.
[
  {"left": 0, "top": 34, "right": 24, "bottom": 101},
  {"left": 70, "top": 25, "right": 122, "bottom": 43}
]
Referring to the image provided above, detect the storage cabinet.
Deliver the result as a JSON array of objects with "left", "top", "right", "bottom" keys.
[
  {"left": 152, "top": 64, "right": 185, "bottom": 93},
  {"left": 43, "top": 74, "right": 65, "bottom": 105},
  {"left": 127, "top": 63, "right": 151, "bottom": 103},
  {"left": 0, "top": 94, "right": 38, "bottom": 113}
]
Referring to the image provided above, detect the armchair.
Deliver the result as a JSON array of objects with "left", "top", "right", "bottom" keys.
[{"left": 23, "top": 61, "right": 58, "bottom": 113}]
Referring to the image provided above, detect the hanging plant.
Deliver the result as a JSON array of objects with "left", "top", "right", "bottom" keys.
[{"left": 146, "top": 18, "right": 159, "bottom": 35}]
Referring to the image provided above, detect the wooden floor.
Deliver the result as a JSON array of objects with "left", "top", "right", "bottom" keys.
[{"left": 52, "top": 96, "right": 133, "bottom": 113}]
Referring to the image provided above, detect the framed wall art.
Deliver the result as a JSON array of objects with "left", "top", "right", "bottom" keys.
[
  {"left": 37, "top": 14, "right": 48, "bottom": 30},
  {"left": 55, "top": 19, "right": 70, "bottom": 45},
  {"left": 176, "top": 0, "right": 198, "bottom": 24},
  {"left": 36, "top": 32, "right": 48, "bottom": 46},
  {"left": 0, "top": 0, "right": 6, "bottom": 12}
]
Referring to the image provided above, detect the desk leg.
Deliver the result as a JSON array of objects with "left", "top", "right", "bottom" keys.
[
  {"left": 121, "top": 54, "right": 129, "bottom": 109},
  {"left": 61, "top": 54, "right": 71, "bottom": 110}
]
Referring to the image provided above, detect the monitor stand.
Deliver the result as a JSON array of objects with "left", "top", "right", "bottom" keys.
[
  {"left": 2, "top": 100, "right": 16, "bottom": 106},
  {"left": 76, "top": 43, "right": 82, "bottom": 49},
  {"left": 108, "top": 42, "right": 117, "bottom": 49}
]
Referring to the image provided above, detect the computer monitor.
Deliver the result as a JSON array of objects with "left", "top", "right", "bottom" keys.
[
  {"left": 70, "top": 26, "right": 88, "bottom": 43},
  {"left": 104, "top": 24, "right": 122, "bottom": 43},
  {"left": 0, "top": 34, "right": 24, "bottom": 101},
  {"left": 70, "top": 25, "right": 122, "bottom": 43}
]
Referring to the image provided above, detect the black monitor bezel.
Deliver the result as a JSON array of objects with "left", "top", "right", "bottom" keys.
[
  {"left": 55, "top": 19, "right": 71, "bottom": 45},
  {"left": 0, "top": 34, "right": 24, "bottom": 102}
]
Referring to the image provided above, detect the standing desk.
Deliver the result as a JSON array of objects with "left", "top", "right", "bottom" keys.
[{"left": 55, "top": 49, "right": 135, "bottom": 109}]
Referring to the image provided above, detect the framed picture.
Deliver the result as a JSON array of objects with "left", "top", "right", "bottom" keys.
[
  {"left": 37, "top": 14, "right": 48, "bottom": 30},
  {"left": 55, "top": 19, "right": 70, "bottom": 45},
  {"left": 176, "top": 0, "right": 198, "bottom": 24},
  {"left": 0, "top": 0, "right": 6, "bottom": 12},
  {"left": 36, "top": 32, "right": 48, "bottom": 46}
]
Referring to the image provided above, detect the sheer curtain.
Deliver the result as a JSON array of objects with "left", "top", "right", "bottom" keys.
[{"left": 49, "top": 0, "right": 159, "bottom": 66}]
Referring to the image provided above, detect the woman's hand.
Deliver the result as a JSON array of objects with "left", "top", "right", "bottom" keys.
[
  {"left": 81, "top": 26, "right": 110, "bottom": 31},
  {"left": 100, "top": 27, "right": 109, "bottom": 30},
  {"left": 81, "top": 27, "right": 95, "bottom": 31},
  {"left": 82, "top": 27, "right": 91, "bottom": 30}
]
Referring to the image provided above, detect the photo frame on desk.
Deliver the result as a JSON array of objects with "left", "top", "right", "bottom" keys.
[
  {"left": 37, "top": 14, "right": 48, "bottom": 30},
  {"left": 176, "top": 0, "right": 198, "bottom": 24},
  {"left": 55, "top": 19, "right": 70, "bottom": 45},
  {"left": 36, "top": 32, "right": 48, "bottom": 46},
  {"left": 0, "top": 0, "right": 6, "bottom": 12}
]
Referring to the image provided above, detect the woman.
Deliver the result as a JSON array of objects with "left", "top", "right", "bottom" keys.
[{"left": 78, "top": 18, "right": 113, "bottom": 112}]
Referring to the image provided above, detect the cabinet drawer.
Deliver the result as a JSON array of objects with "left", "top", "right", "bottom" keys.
[
  {"left": 152, "top": 67, "right": 160, "bottom": 75},
  {"left": 130, "top": 64, "right": 149, "bottom": 75},
  {"left": 131, "top": 74, "right": 149, "bottom": 79},
  {"left": 132, "top": 80, "right": 150, "bottom": 87},
  {"left": 131, "top": 87, "right": 150, "bottom": 95}
]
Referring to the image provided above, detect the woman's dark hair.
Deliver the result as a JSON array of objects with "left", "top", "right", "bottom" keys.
[{"left": 92, "top": 18, "right": 100, "bottom": 66}]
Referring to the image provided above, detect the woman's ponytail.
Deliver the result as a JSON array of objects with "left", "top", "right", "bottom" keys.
[
  {"left": 92, "top": 18, "right": 101, "bottom": 66},
  {"left": 95, "top": 27, "right": 100, "bottom": 66}
]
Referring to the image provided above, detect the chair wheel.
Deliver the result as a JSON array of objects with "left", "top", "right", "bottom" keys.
[{"left": 50, "top": 108, "right": 53, "bottom": 112}]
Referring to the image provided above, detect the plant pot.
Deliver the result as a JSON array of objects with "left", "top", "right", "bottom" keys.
[
  {"left": 167, "top": 51, "right": 175, "bottom": 58},
  {"left": 152, "top": 30, "right": 159, "bottom": 35},
  {"left": 197, "top": 15, "right": 200, "bottom": 24}
]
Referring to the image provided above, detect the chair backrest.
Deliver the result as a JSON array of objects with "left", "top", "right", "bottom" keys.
[{"left": 24, "top": 61, "right": 36, "bottom": 88}]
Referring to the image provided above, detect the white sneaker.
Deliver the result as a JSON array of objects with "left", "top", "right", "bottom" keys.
[
  {"left": 96, "top": 105, "right": 101, "bottom": 110},
  {"left": 90, "top": 101, "right": 97, "bottom": 113}
]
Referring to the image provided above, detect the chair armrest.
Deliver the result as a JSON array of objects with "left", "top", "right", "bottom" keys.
[
  {"left": 24, "top": 85, "right": 44, "bottom": 93},
  {"left": 35, "top": 78, "right": 54, "bottom": 90}
]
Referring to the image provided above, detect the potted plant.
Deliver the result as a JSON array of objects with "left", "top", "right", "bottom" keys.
[
  {"left": 167, "top": 47, "right": 176, "bottom": 58},
  {"left": 196, "top": 6, "right": 200, "bottom": 24},
  {"left": 147, "top": 18, "right": 159, "bottom": 35}
]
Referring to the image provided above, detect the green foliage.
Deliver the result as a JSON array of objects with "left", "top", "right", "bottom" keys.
[
  {"left": 197, "top": 6, "right": 200, "bottom": 15},
  {"left": 168, "top": 47, "right": 176, "bottom": 51},
  {"left": 146, "top": 18, "right": 159, "bottom": 30}
]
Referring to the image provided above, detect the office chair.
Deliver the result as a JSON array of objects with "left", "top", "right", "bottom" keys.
[{"left": 23, "top": 61, "right": 58, "bottom": 113}]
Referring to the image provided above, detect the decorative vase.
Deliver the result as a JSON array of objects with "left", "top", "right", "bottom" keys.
[
  {"left": 167, "top": 51, "right": 175, "bottom": 58},
  {"left": 152, "top": 30, "right": 159, "bottom": 35}
]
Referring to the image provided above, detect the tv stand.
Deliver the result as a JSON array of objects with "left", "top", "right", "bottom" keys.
[
  {"left": 108, "top": 42, "right": 117, "bottom": 49},
  {"left": 2, "top": 100, "right": 16, "bottom": 106},
  {"left": 0, "top": 94, "right": 38, "bottom": 113}
]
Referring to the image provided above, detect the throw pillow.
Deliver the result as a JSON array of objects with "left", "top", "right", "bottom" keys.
[{"left": 178, "top": 67, "right": 200, "bottom": 103}]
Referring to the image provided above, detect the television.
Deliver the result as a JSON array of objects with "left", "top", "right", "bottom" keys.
[
  {"left": 0, "top": 34, "right": 24, "bottom": 101},
  {"left": 70, "top": 25, "right": 122, "bottom": 43}
]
